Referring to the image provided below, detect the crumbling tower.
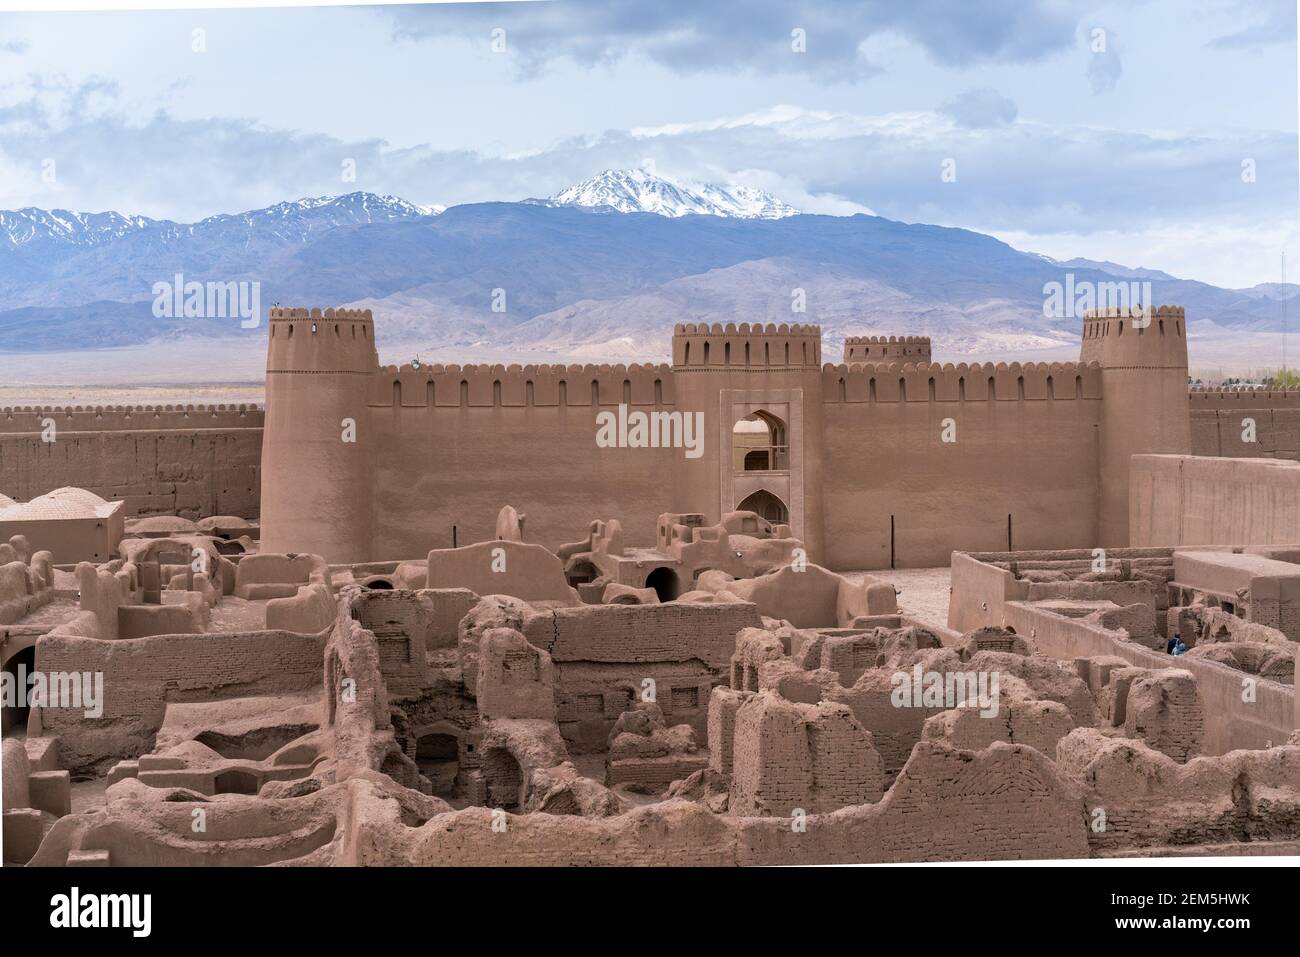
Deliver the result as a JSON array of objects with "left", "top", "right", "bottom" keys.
[
  {"left": 1082, "top": 306, "right": 1190, "bottom": 546},
  {"left": 261, "top": 307, "right": 379, "bottom": 563}
]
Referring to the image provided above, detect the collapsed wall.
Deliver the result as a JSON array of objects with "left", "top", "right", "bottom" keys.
[{"left": 34, "top": 629, "right": 327, "bottom": 773}]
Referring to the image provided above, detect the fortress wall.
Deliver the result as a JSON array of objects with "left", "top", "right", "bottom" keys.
[
  {"left": 1189, "top": 390, "right": 1300, "bottom": 459},
  {"left": 368, "top": 363, "right": 693, "bottom": 557},
  {"left": 1130, "top": 453, "right": 1300, "bottom": 547},
  {"left": 0, "top": 405, "right": 263, "bottom": 520},
  {"left": 819, "top": 362, "right": 1104, "bottom": 569},
  {"left": 370, "top": 361, "right": 676, "bottom": 408}
]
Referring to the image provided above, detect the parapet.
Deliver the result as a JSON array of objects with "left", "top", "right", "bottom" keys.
[
  {"left": 0, "top": 405, "right": 264, "bottom": 433},
  {"left": 369, "top": 362, "right": 676, "bottom": 407},
  {"left": 843, "top": 335, "right": 931, "bottom": 364},
  {"left": 671, "top": 322, "right": 822, "bottom": 370},
  {"left": 266, "top": 306, "right": 379, "bottom": 375},
  {"left": 1080, "top": 305, "right": 1187, "bottom": 368},
  {"left": 820, "top": 360, "right": 1103, "bottom": 402},
  {"left": 1188, "top": 386, "right": 1300, "bottom": 408},
  {"left": 268, "top": 307, "right": 374, "bottom": 322}
]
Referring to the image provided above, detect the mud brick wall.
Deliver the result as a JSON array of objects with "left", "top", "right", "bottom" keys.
[
  {"left": 352, "top": 591, "right": 429, "bottom": 700},
  {"left": 605, "top": 754, "right": 707, "bottom": 789},
  {"left": 708, "top": 687, "right": 749, "bottom": 773},
  {"left": 524, "top": 601, "right": 762, "bottom": 672},
  {"left": 368, "top": 739, "right": 1089, "bottom": 865},
  {"left": 522, "top": 601, "right": 761, "bottom": 751},
  {"left": 421, "top": 588, "right": 478, "bottom": 650},
  {"left": 730, "top": 693, "right": 882, "bottom": 815},
  {"left": 1123, "top": 669, "right": 1204, "bottom": 762},
  {"left": 1059, "top": 729, "right": 1300, "bottom": 854},
  {"left": 0, "top": 407, "right": 263, "bottom": 520},
  {"left": 549, "top": 660, "right": 717, "bottom": 752},
  {"left": 828, "top": 677, "right": 948, "bottom": 781},
  {"left": 34, "top": 628, "right": 324, "bottom": 771},
  {"left": 737, "top": 740, "right": 1089, "bottom": 863}
]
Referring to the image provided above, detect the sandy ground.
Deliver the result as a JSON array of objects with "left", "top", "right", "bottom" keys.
[
  {"left": 842, "top": 565, "right": 952, "bottom": 631},
  {"left": 206, "top": 595, "right": 268, "bottom": 632}
]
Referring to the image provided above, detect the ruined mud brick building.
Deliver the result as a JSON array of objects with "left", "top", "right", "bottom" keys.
[{"left": 4, "top": 301, "right": 1300, "bottom": 869}]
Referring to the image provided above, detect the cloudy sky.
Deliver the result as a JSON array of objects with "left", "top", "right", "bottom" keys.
[{"left": 0, "top": 0, "right": 1296, "bottom": 287}]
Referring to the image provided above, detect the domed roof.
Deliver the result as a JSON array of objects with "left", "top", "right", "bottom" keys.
[{"left": 0, "top": 487, "right": 120, "bottom": 521}]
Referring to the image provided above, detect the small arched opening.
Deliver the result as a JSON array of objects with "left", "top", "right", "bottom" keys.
[
  {"left": 565, "top": 559, "right": 599, "bottom": 588},
  {"left": 645, "top": 567, "right": 681, "bottom": 603},
  {"left": 737, "top": 489, "right": 789, "bottom": 525},
  {"left": 733, "top": 410, "right": 787, "bottom": 471},
  {"left": 481, "top": 747, "right": 524, "bottom": 811},
  {"left": 415, "top": 732, "right": 460, "bottom": 796},
  {"left": 212, "top": 768, "right": 260, "bottom": 796},
  {"left": 1, "top": 645, "right": 35, "bottom": 735}
]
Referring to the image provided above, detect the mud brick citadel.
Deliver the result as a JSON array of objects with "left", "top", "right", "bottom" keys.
[
  {"left": 3, "top": 303, "right": 1300, "bottom": 867},
  {"left": 259, "top": 304, "right": 1190, "bottom": 566}
]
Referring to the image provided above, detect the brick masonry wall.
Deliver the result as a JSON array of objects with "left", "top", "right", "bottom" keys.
[
  {"left": 34, "top": 628, "right": 324, "bottom": 771},
  {"left": 367, "top": 738, "right": 1088, "bottom": 865},
  {"left": 0, "top": 407, "right": 263, "bottom": 519},
  {"left": 523, "top": 602, "right": 761, "bottom": 751}
]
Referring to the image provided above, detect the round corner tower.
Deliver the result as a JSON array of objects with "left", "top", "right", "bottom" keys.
[
  {"left": 1082, "top": 305, "right": 1191, "bottom": 547},
  {"left": 261, "top": 307, "right": 379, "bottom": 563},
  {"left": 670, "top": 321, "right": 826, "bottom": 560}
]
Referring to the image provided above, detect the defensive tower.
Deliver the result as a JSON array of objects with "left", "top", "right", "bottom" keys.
[
  {"left": 671, "top": 322, "right": 826, "bottom": 558},
  {"left": 261, "top": 307, "right": 379, "bottom": 562},
  {"left": 1082, "top": 305, "right": 1191, "bottom": 546}
]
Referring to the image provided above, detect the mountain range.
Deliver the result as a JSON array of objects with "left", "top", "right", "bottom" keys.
[{"left": 0, "top": 169, "right": 1294, "bottom": 364}]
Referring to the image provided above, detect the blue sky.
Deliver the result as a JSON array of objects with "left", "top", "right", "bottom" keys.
[{"left": 0, "top": 0, "right": 1296, "bottom": 287}]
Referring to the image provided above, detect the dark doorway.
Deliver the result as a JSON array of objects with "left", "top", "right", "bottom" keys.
[
  {"left": 645, "top": 567, "right": 680, "bottom": 602},
  {"left": 1, "top": 646, "right": 35, "bottom": 736},
  {"left": 416, "top": 732, "right": 460, "bottom": 795}
]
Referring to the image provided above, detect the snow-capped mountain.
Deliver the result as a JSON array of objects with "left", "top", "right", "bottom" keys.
[
  {"left": 542, "top": 169, "right": 799, "bottom": 219},
  {"left": 192, "top": 192, "right": 442, "bottom": 243},
  {"left": 0, "top": 192, "right": 441, "bottom": 250},
  {"left": 0, "top": 208, "right": 160, "bottom": 249},
  {"left": 2, "top": 184, "right": 1296, "bottom": 364}
]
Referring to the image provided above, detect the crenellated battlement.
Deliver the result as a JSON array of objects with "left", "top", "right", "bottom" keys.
[
  {"left": 0, "top": 404, "right": 264, "bottom": 433},
  {"left": 266, "top": 305, "right": 380, "bottom": 375},
  {"left": 1080, "top": 304, "right": 1188, "bottom": 369},
  {"left": 268, "top": 306, "right": 373, "bottom": 322},
  {"left": 370, "top": 361, "right": 677, "bottom": 407},
  {"left": 843, "top": 335, "right": 932, "bottom": 363},
  {"left": 1188, "top": 386, "right": 1300, "bottom": 408},
  {"left": 843, "top": 335, "right": 931, "bottom": 344},
  {"left": 821, "top": 360, "right": 1103, "bottom": 402},
  {"left": 671, "top": 321, "right": 822, "bottom": 369}
]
